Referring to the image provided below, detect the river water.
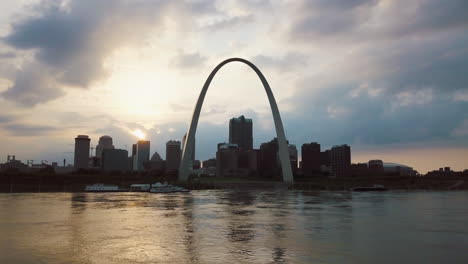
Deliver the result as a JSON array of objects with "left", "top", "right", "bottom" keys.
[{"left": 1, "top": 191, "right": 467, "bottom": 264}]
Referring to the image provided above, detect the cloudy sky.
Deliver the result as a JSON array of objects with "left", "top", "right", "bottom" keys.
[{"left": 0, "top": 0, "right": 467, "bottom": 173}]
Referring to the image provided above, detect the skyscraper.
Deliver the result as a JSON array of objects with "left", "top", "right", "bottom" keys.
[
  {"left": 229, "top": 115, "right": 253, "bottom": 150},
  {"left": 133, "top": 140, "right": 150, "bottom": 171},
  {"left": 259, "top": 138, "right": 280, "bottom": 179},
  {"left": 302, "top": 142, "right": 321, "bottom": 177},
  {"left": 95, "top": 135, "right": 114, "bottom": 158},
  {"left": 289, "top": 144, "right": 298, "bottom": 171},
  {"left": 182, "top": 133, "right": 195, "bottom": 161},
  {"left": 216, "top": 143, "right": 239, "bottom": 177},
  {"left": 331, "top": 144, "right": 351, "bottom": 177},
  {"left": 166, "top": 140, "right": 181, "bottom": 172},
  {"left": 74, "top": 135, "right": 90, "bottom": 169}
]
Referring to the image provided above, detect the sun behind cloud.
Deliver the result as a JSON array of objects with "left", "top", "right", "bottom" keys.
[{"left": 131, "top": 129, "right": 146, "bottom": 140}]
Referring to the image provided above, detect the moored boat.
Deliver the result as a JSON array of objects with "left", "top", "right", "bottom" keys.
[
  {"left": 85, "top": 184, "right": 124, "bottom": 192},
  {"left": 149, "top": 182, "right": 189, "bottom": 193}
]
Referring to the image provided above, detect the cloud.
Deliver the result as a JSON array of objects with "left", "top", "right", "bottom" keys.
[
  {"left": 287, "top": 0, "right": 468, "bottom": 42},
  {"left": 0, "top": 114, "right": 14, "bottom": 123},
  {"left": 169, "top": 51, "right": 207, "bottom": 70},
  {"left": 1, "top": 123, "right": 59, "bottom": 136},
  {"left": 2, "top": 0, "right": 172, "bottom": 106},
  {"left": 252, "top": 53, "right": 308, "bottom": 72},
  {"left": 203, "top": 15, "right": 254, "bottom": 31},
  {"left": 0, "top": 51, "right": 16, "bottom": 59},
  {"left": 2, "top": 64, "right": 64, "bottom": 106}
]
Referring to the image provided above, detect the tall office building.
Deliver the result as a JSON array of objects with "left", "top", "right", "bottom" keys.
[
  {"left": 331, "top": 144, "right": 351, "bottom": 177},
  {"left": 182, "top": 133, "right": 195, "bottom": 161},
  {"left": 259, "top": 138, "right": 280, "bottom": 178},
  {"left": 216, "top": 143, "right": 239, "bottom": 177},
  {"left": 229, "top": 115, "right": 253, "bottom": 150},
  {"left": 74, "top": 135, "right": 90, "bottom": 169},
  {"left": 302, "top": 142, "right": 321, "bottom": 177},
  {"left": 133, "top": 140, "right": 150, "bottom": 171},
  {"left": 166, "top": 140, "right": 182, "bottom": 172},
  {"left": 289, "top": 144, "right": 298, "bottom": 171},
  {"left": 95, "top": 135, "right": 114, "bottom": 158}
]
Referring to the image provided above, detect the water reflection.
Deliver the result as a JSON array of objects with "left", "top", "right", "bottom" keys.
[{"left": 0, "top": 191, "right": 468, "bottom": 264}]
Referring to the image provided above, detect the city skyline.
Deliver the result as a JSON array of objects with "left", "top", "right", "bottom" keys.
[{"left": 1, "top": 0, "right": 468, "bottom": 174}]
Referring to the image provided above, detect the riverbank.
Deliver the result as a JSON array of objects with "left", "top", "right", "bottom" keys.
[{"left": 1, "top": 172, "right": 467, "bottom": 192}]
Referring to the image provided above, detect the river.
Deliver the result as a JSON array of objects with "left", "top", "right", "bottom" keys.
[{"left": 1, "top": 191, "right": 467, "bottom": 263}]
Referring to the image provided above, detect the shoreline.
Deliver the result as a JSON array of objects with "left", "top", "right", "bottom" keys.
[{"left": 1, "top": 175, "right": 467, "bottom": 193}]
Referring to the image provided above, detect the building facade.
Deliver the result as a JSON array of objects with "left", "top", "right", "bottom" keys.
[
  {"left": 259, "top": 138, "right": 280, "bottom": 179},
  {"left": 216, "top": 143, "right": 240, "bottom": 177},
  {"left": 102, "top": 149, "right": 129, "bottom": 171},
  {"left": 302, "top": 142, "right": 321, "bottom": 177},
  {"left": 133, "top": 140, "right": 150, "bottom": 171},
  {"left": 331, "top": 144, "right": 351, "bottom": 177},
  {"left": 289, "top": 144, "right": 298, "bottom": 172},
  {"left": 96, "top": 135, "right": 114, "bottom": 158},
  {"left": 229, "top": 115, "right": 253, "bottom": 150},
  {"left": 74, "top": 135, "right": 90, "bottom": 169},
  {"left": 166, "top": 140, "right": 182, "bottom": 172}
]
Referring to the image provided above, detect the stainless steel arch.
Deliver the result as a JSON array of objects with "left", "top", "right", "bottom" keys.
[{"left": 178, "top": 58, "right": 293, "bottom": 183}]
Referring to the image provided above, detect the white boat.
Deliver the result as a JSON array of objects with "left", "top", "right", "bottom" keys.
[
  {"left": 85, "top": 183, "right": 121, "bottom": 192},
  {"left": 149, "top": 182, "right": 189, "bottom": 193}
]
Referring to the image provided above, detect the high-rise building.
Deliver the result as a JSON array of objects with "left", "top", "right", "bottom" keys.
[
  {"left": 216, "top": 143, "right": 239, "bottom": 177},
  {"left": 202, "top": 158, "right": 217, "bottom": 168},
  {"left": 182, "top": 133, "right": 195, "bottom": 161},
  {"left": 331, "top": 144, "right": 351, "bottom": 177},
  {"left": 74, "top": 135, "right": 90, "bottom": 169},
  {"left": 229, "top": 115, "right": 253, "bottom": 150},
  {"left": 133, "top": 140, "right": 150, "bottom": 171},
  {"left": 102, "top": 149, "right": 129, "bottom": 171},
  {"left": 320, "top": 150, "right": 331, "bottom": 167},
  {"left": 166, "top": 140, "right": 181, "bottom": 172},
  {"left": 289, "top": 144, "right": 298, "bottom": 171},
  {"left": 302, "top": 142, "right": 321, "bottom": 177},
  {"left": 132, "top": 144, "right": 137, "bottom": 157},
  {"left": 259, "top": 138, "right": 280, "bottom": 179},
  {"left": 96, "top": 135, "right": 114, "bottom": 158}
]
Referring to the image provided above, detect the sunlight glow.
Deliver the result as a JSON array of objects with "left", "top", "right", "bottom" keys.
[{"left": 132, "top": 129, "right": 146, "bottom": 140}]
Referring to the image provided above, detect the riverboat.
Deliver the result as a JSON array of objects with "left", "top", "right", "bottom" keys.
[
  {"left": 149, "top": 182, "right": 189, "bottom": 193},
  {"left": 84, "top": 184, "right": 122, "bottom": 192}
]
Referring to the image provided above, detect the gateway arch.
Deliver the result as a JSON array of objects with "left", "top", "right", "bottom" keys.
[{"left": 178, "top": 58, "right": 293, "bottom": 183}]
